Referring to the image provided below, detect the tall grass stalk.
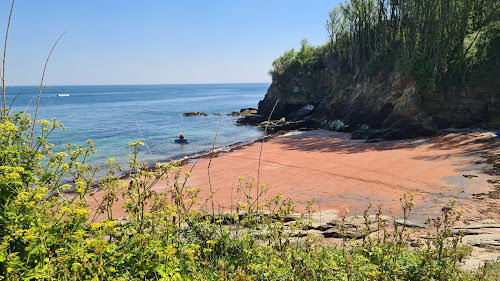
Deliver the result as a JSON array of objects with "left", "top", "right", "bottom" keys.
[
  {"left": 30, "top": 31, "right": 65, "bottom": 147},
  {"left": 1, "top": 0, "right": 15, "bottom": 114},
  {"left": 205, "top": 109, "right": 225, "bottom": 214},
  {"left": 256, "top": 99, "right": 278, "bottom": 207}
]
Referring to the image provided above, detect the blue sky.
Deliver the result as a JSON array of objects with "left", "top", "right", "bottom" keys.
[{"left": 2, "top": 1, "right": 340, "bottom": 86}]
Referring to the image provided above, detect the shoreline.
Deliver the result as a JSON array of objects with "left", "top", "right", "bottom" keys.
[
  {"left": 177, "top": 131, "right": 285, "bottom": 166},
  {"left": 87, "top": 128, "right": 500, "bottom": 225},
  {"left": 103, "top": 131, "right": 284, "bottom": 186}
]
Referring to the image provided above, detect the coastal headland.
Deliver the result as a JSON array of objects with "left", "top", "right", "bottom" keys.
[{"left": 88, "top": 129, "right": 500, "bottom": 226}]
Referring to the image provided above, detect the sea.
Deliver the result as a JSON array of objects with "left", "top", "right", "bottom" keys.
[{"left": 5, "top": 83, "right": 269, "bottom": 176}]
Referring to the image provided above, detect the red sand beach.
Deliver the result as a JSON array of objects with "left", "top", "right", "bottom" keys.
[{"left": 88, "top": 129, "right": 500, "bottom": 224}]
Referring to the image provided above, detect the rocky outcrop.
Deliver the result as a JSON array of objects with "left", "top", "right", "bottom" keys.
[
  {"left": 321, "top": 215, "right": 391, "bottom": 239},
  {"left": 114, "top": 210, "right": 500, "bottom": 270},
  {"left": 257, "top": 67, "right": 499, "bottom": 140},
  {"left": 236, "top": 107, "right": 266, "bottom": 125},
  {"left": 257, "top": 118, "right": 321, "bottom": 132},
  {"left": 239, "top": 108, "right": 258, "bottom": 117},
  {"left": 184, "top": 112, "right": 210, "bottom": 116},
  {"left": 286, "top": 104, "right": 315, "bottom": 121},
  {"left": 237, "top": 115, "right": 266, "bottom": 125},
  {"left": 453, "top": 221, "right": 500, "bottom": 271},
  {"left": 185, "top": 108, "right": 259, "bottom": 118}
]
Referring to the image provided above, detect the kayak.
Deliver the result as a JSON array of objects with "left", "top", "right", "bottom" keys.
[{"left": 175, "top": 139, "right": 189, "bottom": 143}]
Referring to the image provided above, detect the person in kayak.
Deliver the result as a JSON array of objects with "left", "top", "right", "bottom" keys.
[{"left": 179, "top": 134, "right": 185, "bottom": 140}]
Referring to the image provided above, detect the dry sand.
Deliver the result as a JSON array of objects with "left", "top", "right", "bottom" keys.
[{"left": 88, "top": 129, "right": 500, "bottom": 224}]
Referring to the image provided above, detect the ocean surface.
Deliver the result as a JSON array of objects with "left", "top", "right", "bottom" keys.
[{"left": 5, "top": 83, "right": 269, "bottom": 175}]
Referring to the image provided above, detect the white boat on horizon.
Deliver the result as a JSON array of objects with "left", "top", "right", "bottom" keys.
[{"left": 57, "top": 94, "right": 70, "bottom": 97}]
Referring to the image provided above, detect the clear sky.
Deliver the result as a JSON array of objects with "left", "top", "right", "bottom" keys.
[{"left": 2, "top": 1, "right": 340, "bottom": 86}]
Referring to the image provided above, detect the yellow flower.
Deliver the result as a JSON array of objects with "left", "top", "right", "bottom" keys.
[
  {"left": 60, "top": 184, "right": 72, "bottom": 191},
  {"left": 91, "top": 223, "right": 102, "bottom": 230},
  {"left": 74, "top": 207, "right": 90, "bottom": 216},
  {"left": 72, "top": 262, "right": 82, "bottom": 271},
  {"left": 38, "top": 119, "right": 51, "bottom": 127},
  {"left": 166, "top": 246, "right": 177, "bottom": 255},
  {"left": 75, "top": 230, "right": 86, "bottom": 237},
  {"left": 6, "top": 172, "right": 20, "bottom": 180},
  {"left": 128, "top": 141, "right": 145, "bottom": 147},
  {"left": 0, "top": 121, "right": 18, "bottom": 132},
  {"left": 17, "top": 192, "right": 29, "bottom": 202},
  {"left": 56, "top": 152, "right": 68, "bottom": 158},
  {"left": 13, "top": 167, "right": 24, "bottom": 173}
]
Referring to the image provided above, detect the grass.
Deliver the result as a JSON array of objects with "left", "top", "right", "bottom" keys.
[{"left": 482, "top": 261, "right": 500, "bottom": 281}]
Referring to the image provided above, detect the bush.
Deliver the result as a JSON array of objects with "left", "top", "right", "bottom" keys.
[{"left": 269, "top": 39, "right": 322, "bottom": 80}]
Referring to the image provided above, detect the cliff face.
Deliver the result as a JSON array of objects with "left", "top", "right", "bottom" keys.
[{"left": 258, "top": 65, "right": 499, "bottom": 139}]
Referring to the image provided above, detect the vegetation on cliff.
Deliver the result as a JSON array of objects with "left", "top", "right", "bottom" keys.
[
  {"left": 263, "top": 0, "right": 499, "bottom": 133},
  {"left": 272, "top": 0, "right": 498, "bottom": 93},
  {"left": 326, "top": 0, "right": 498, "bottom": 91}
]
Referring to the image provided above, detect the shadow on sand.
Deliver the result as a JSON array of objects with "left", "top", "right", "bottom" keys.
[{"left": 275, "top": 130, "right": 499, "bottom": 163}]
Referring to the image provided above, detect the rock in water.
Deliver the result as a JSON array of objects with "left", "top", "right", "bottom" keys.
[{"left": 183, "top": 112, "right": 209, "bottom": 116}]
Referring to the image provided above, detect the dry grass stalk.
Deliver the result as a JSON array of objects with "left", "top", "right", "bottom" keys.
[
  {"left": 205, "top": 109, "right": 225, "bottom": 214},
  {"left": 136, "top": 120, "right": 157, "bottom": 163},
  {"left": 1, "top": 0, "right": 16, "bottom": 113},
  {"left": 30, "top": 31, "right": 66, "bottom": 147},
  {"left": 256, "top": 99, "right": 279, "bottom": 206}
]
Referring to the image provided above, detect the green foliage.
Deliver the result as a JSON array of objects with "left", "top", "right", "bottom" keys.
[
  {"left": 271, "top": 0, "right": 499, "bottom": 96},
  {"left": 269, "top": 48, "right": 297, "bottom": 77},
  {"left": 326, "top": 7, "right": 344, "bottom": 47},
  {"left": 269, "top": 39, "right": 323, "bottom": 81},
  {"left": 0, "top": 111, "right": 494, "bottom": 280},
  {"left": 479, "top": 261, "right": 500, "bottom": 281}
]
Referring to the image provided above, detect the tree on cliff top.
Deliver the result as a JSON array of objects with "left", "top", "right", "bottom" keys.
[{"left": 304, "top": 0, "right": 500, "bottom": 93}]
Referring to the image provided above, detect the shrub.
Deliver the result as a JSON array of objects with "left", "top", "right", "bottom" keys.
[{"left": 269, "top": 39, "right": 322, "bottom": 80}]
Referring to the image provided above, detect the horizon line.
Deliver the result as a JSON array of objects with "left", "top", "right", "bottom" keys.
[{"left": 9, "top": 82, "right": 272, "bottom": 87}]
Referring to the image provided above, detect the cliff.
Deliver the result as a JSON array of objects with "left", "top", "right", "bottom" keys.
[
  {"left": 254, "top": 0, "right": 499, "bottom": 140},
  {"left": 257, "top": 54, "right": 499, "bottom": 140}
]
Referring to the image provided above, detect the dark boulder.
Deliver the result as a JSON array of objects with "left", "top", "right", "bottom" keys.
[
  {"left": 286, "top": 104, "right": 315, "bottom": 121},
  {"left": 237, "top": 114, "right": 266, "bottom": 125},
  {"left": 183, "top": 112, "right": 209, "bottom": 116}
]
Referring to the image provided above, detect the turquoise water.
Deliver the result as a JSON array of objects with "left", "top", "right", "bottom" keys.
[{"left": 6, "top": 83, "right": 268, "bottom": 173}]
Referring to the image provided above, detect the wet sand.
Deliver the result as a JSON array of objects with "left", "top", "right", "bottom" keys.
[{"left": 88, "top": 129, "right": 500, "bottom": 224}]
